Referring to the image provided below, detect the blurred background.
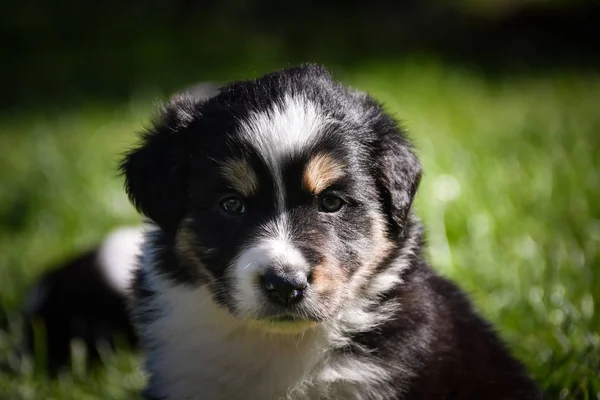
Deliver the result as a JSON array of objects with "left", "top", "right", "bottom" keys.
[{"left": 1, "top": 0, "right": 599, "bottom": 398}]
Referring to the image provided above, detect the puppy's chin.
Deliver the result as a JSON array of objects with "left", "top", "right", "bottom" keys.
[{"left": 244, "top": 317, "right": 319, "bottom": 335}]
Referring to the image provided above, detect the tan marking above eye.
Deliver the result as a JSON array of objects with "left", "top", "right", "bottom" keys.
[
  {"left": 220, "top": 158, "right": 259, "bottom": 197},
  {"left": 303, "top": 153, "right": 345, "bottom": 194}
]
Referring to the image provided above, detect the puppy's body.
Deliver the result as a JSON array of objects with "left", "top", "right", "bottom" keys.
[
  {"left": 122, "top": 65, "right": 541, "bottom": 399},
  {"left": 21, "top": 226, "right": 143, "bottom": 374}
]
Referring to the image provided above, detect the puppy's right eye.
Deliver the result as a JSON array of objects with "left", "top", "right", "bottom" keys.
[
  {"left": 319, "top": 194, "right": 345, "bottom": 213},
  {"left": 220, "top": 196, "right": 246, "bottom": 215}
]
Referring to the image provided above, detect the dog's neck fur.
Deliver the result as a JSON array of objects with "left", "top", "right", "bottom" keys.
[{"left": 136, "top": 224, "right": 422, "bottom": 400}]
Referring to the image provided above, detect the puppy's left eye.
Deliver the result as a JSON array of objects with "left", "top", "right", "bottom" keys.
[
  {"left": 319, "top": 195, "right": 344, "bottom": 213},
  {"left": 220, "top": 196, "right": 246, "bottom": 215}
]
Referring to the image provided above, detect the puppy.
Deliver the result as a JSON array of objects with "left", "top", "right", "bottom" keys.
[{"left": 121, "top": 64, "right": 542, "bottom": 400}]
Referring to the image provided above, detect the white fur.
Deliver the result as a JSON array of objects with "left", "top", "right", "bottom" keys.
[
  {"left": 140, "top": 261, "right": 395, "bottom": 400},
  {"left": 231, "top": 215, "right": 309, "bottom": 317},
  {"left": 97, "top": 226, "right": 145, "bottom": 295},
  {"left": 238, "top": 94, "right": 328, "bottom": 212}
]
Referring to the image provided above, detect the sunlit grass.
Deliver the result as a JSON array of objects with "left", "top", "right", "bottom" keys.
[{"left": 1, "top": 60, "right": 598, "bottom": 399}]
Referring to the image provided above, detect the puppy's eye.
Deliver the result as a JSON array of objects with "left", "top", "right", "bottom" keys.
[
  {"left": 319, "top": 195, "right": 344, "bottom": 213},
  {"left": 220, "top": 196, "right": 245, "bottom": 215}
]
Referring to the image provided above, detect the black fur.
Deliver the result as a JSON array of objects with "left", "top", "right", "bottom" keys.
[{"left": 20, "top": 247, "right": 137, "bottom": 376}]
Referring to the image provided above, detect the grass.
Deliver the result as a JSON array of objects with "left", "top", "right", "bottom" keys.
[{"left": 0, "top": 59, "right": 598, "bottom": 399}]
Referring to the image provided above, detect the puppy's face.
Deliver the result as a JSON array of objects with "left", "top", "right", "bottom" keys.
[{"left": 122, "top": 65, "right": 421, "bottom": 333}]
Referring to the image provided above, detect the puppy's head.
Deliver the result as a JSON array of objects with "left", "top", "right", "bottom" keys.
[{"left": 121, "top": 65, "right": 421, "bottom": 333}]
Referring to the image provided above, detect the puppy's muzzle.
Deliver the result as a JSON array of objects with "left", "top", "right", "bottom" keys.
[{"left": 260, "top": 269, "right": 308, "bottom": 307}]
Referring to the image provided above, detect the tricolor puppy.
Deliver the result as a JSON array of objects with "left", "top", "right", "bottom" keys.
[{"left": 121, "top": 65, "right": 541, "bottom": 400}]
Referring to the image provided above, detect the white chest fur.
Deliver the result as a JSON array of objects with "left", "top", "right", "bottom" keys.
[
  {"left": 139, "top": 274, "right": 393, "bottom": 400},
  {"left": 141, "top": 275, "right": 326, "bottom": 400}
]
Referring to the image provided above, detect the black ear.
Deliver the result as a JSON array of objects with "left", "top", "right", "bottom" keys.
[
  {"left": 120, "top": 95, "right": 200, "bottom": 232},
  {"left": 376, "top": 127, "right": 422, "bottom": 237}
]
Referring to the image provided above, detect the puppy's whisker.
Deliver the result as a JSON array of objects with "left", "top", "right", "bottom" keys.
[{"left": 206, "top": 156, "right": 225, "bottom": 166}]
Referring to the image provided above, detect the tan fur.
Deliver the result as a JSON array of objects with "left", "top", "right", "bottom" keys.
[
  {"left": 350, "top": 212, "right": 396, "bottom": 295},
  {"left": 303, "top": 153, "right": 345, "bottom": 194},
  {"left": 175, "top": 219, "right": 205, "bottom": 267},
  {"left": 220, "top": 158, "right": 259, "bottom": 196},
  {"left": 311, "top": 259, "right": 346, "bottom": 297}
]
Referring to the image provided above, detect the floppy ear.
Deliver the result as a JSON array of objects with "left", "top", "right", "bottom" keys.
[
  {"left": 120, "top": 95, "right": 200, "bottom": 233},
  {"left": 376, "top": 128, "right": 422, "bottom": 237}
]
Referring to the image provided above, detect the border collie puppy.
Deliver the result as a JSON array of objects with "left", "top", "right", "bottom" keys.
[
  {"left": 121, "top": 64, "right": 542, "bottom": 400},
  {"left": 21, "top": 226, "right": 143, "bottom": 375}
]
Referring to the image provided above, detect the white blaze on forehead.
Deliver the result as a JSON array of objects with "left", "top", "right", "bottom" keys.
[
  {"left": 233, "top": 94, "right": 324, "bottom": 314},
  {"left": 238, "top": 94, "right": 327, "bottom": 211},
  {"left": 231, "top": 216, "right": 308, "bottom": 315},
  {"left": 239, "top": 94, "right": 325, "bottom": 164}
]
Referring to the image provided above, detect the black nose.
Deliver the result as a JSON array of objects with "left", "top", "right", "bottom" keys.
[{"left": 260, "top": 270, "right": 308, "bottom": 306}]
